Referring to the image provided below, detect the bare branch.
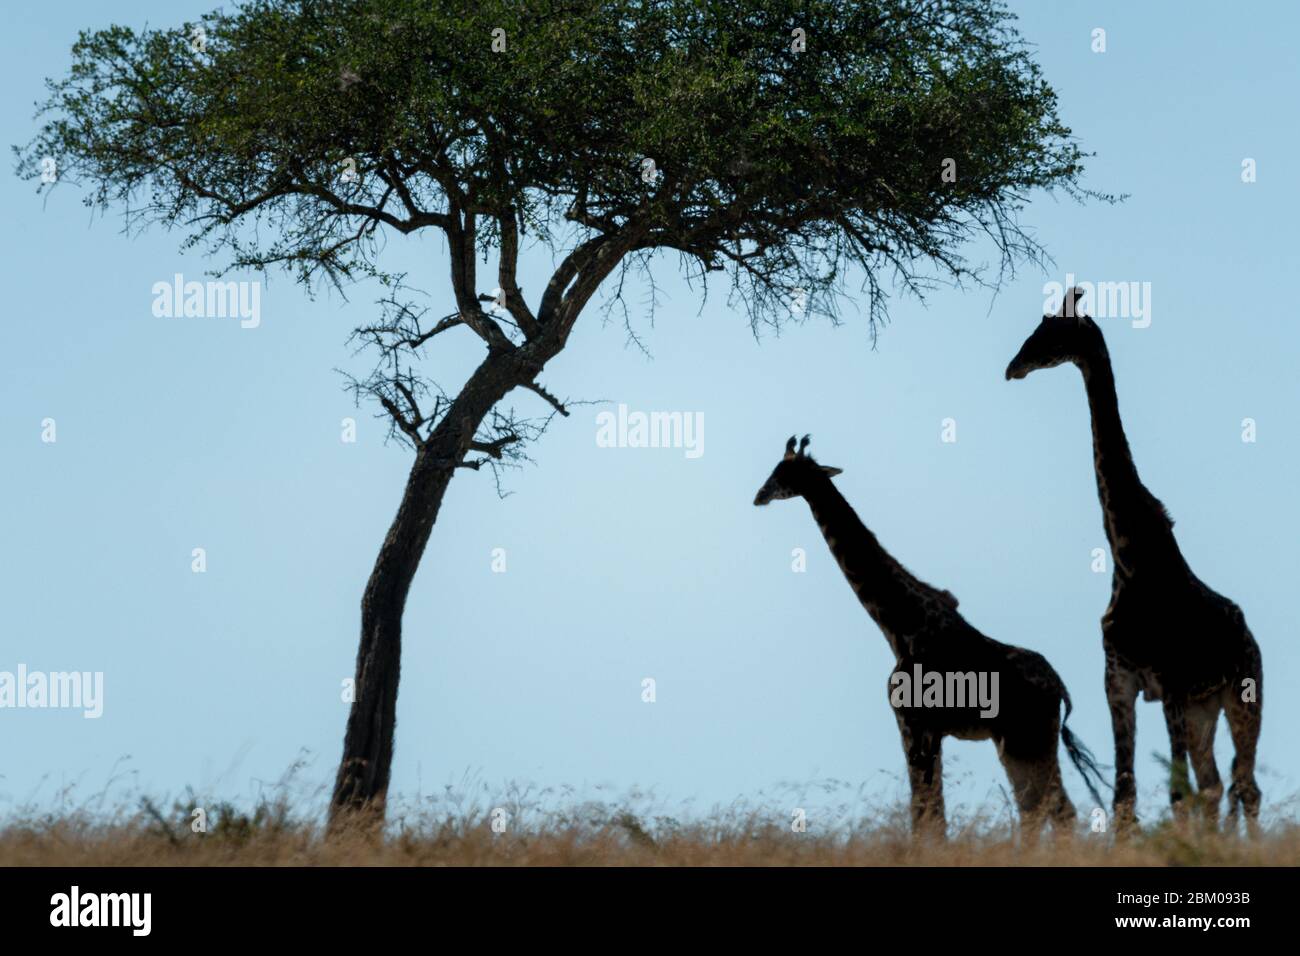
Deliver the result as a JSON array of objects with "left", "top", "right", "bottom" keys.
[
  {"left": 377, "top": 395, "right": 424, "bottom": 446},
  {"left": 522, "top": 381, "right": 570, "bottom": 417},
  {"left": 497, "top": 210, "right": 540, "bottom": 338},
  {"left": 467, "top": 435, "right": 521, "bottom": 459}
]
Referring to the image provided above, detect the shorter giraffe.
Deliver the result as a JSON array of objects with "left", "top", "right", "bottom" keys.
[{"left": 755, "top": 435, "right": 1105, "bottom": 838}]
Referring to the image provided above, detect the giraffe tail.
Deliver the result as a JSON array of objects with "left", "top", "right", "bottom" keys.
[{"left": 1060, "top": 691, "right": 1109, "bottom": 809}]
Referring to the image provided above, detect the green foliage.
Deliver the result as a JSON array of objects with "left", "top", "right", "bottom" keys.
[{"left": 16, "top": 0, "right": 1099, "bottom": 329}]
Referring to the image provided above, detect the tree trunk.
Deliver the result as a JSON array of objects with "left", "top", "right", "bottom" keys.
[{"left": 327, "top": 350, "right": 538, "bottom": 832}]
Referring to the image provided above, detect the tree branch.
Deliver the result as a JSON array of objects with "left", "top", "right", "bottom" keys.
[
  {"left": 497, "top": 210, "right": 540, "bottom": 338},
  {"left": 522, "top": 380, "right": 569, "bottom": 417},
  {"left": 460, "top": 434, "right": 521, "bottom": 469}
]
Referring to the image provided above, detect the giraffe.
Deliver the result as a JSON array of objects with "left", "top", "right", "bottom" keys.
[
  {"left": 1006, "top": 288, "right": 1263, "bottom": 833},
  {"left": 754, "top": 435, "right": 1106, "bottom": 838}
]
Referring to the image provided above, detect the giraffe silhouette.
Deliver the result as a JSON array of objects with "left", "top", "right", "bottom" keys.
[
  {"left": 1006, "top": 289, "right": 1263, "bottom": 833},
  {"left": 755, "top": 435, "right": 1106, "bottom": 838}
]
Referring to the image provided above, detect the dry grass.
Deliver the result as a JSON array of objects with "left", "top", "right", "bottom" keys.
[
  {"left": 4, "top": 761, "right": 1299, "bottom": 866},
  {"left": 4, "top": 813, "right": 1299, "bottom": 867}
]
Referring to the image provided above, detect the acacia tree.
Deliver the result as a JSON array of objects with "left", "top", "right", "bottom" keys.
[{"left": 18, "top": 0, "right": 1097, "bottom": 828}]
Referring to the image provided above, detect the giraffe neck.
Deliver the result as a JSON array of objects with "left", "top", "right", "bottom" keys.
[
  {"left": 802, "top": 476, "right": 952, "bottom": 659},
  {"left": 1079, "top": 344, "right": 1179, "bottom": 573}
]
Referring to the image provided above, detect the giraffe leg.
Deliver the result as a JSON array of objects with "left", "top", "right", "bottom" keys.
[
  {"left": 1048, "top": 759, "right": 1078, "bottom": 836},
  {"left": 999, "top": 744, "right": 1071, "bottom": 841},
  {"left": 897, "top": 717, "right": 945, "bottom": 841},
  {"left": 1106, "top": 659, "right": 1140, "bottom": 833},
  {"left": 1162, "top": 697, "right": 1192, "bottom": 824},
  {"left": 1225, "top": 678, "right": 1262, "bottom": 837},
  {"left": 1185, "top": 698, "right": 1224, "bottom": 831}
]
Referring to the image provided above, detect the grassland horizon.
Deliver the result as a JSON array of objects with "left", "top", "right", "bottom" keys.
[{"left": 5, "top": 759, "right": 1297, "bottom": 867}]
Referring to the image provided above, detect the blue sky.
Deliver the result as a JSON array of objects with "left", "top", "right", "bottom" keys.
[{"left": 2, "top": 1, "right": 1297, "bottom": 828}]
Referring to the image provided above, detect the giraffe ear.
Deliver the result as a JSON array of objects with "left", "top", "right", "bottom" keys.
[{"left": 821, "top": 465, "right": 843, "bottom": 477}]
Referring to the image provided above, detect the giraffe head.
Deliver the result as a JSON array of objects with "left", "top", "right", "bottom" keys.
[
  {"left": 1005, "top": 287, "right": 1103, "bottom": 380},
  {"left": 753, "top": 435, "right": 844, "bottom": 506}
]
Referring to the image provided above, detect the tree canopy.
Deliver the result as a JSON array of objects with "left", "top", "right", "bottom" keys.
[{"left": 18, "top": 0, "right": 1092, "bottom": 335}]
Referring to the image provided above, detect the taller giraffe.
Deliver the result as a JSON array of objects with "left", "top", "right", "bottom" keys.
[
  {"left": 1006, "top": 289, "right": 1263, "bottom": 832},
  {"left": 754, "top": 435, "right": 1105, "bottom": 838}
]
